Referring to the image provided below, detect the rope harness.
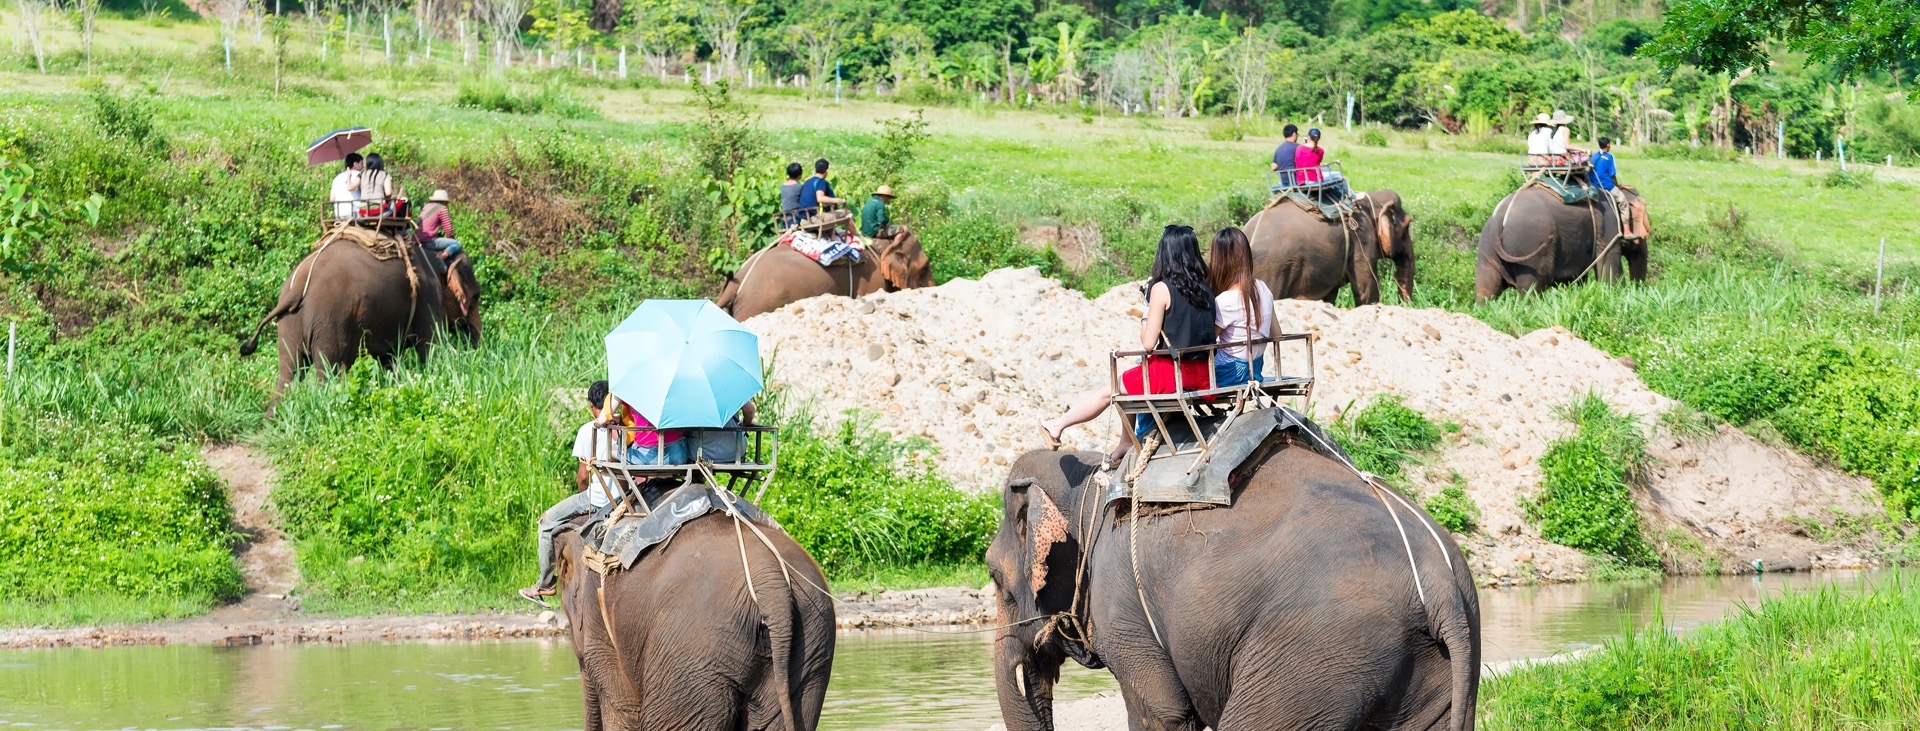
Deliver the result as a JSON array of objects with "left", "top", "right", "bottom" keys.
[{"left": 304, "top": 222, "right": 424, "bottom": 352}]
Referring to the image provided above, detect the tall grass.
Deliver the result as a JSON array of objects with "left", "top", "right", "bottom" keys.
[{"left": 1482, "top": 575, "right": 1920, "bottom": 729}]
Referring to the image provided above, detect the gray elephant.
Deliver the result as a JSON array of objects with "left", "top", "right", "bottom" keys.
[
  {"left": 989, "top": 443, "right": 1479, "bottom": 731},
  {"left": 239, "top": 228, "right": 451, "bottom": 395},
  {"left": 555, "top": 514, "right": 835, "bottom": 730},
  {"left": 1474, "top": 184, "right": 1647, "bottom": 301},
  {"left": 716, "top": 232, "right": 934, "bottom": 320},
  {"left": 1243, "top": 190, "right": 1416, "bottom": 306}
]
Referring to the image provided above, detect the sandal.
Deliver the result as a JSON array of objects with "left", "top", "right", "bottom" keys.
[
  {"left": 517, "top": 587, "right": 554, "bottom": 608},
  {"left": 1037, "top": 424, "right": 1062, "bottom": 451}
]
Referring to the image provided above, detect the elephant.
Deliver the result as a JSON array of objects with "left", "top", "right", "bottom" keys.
[
  {"left": 988, "top": 441, "right": 1480, "bottom": 731},
  {"left": 1474, "top": 183, "right": 1647, "bottom": 301},
  {"left": 716, "top": 231, "right": 934, "bottom": 320},
  {"left": 554, "top": 512, "right": 836, "bottom": 731},
  {"left": 1243, "top": 190, "right": 1416, "bottom": 306},
  {"left": 238, "top": 229, "right": 450, "bottom": 395}
]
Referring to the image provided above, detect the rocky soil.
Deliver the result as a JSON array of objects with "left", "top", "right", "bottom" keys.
[{"left": 750, "top": 268, "right": 1883, "bottom": 586}]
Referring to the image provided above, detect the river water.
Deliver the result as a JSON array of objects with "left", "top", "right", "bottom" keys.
[{"left": 0, "top": 570, "right": 1893, "bottom": 731}]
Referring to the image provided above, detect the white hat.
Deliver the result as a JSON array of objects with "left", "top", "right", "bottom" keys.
[
  {"left": 1550, "top": 109, "right": 1574, "bottom": 125},
  {"left": 428, "top": 189, "right": 451, "bottom": 203},
  {"left": 1531, "top": 113, "right": 1553, "bottom": 126}
]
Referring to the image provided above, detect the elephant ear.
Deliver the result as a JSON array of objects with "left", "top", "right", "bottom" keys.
[
  {"left": 1028, "top": 486, "right": 1069, "bottom": 593},
  {"left": 1376, "top": 204, "right": 1396, "bottom": 257}
]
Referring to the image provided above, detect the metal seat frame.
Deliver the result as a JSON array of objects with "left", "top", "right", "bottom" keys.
[
  {"left": 1268, "top": 162, "right": 1346, "bottom": 196},
  {"left": 588, "top": 424, "right": 780, "bottom": 516},
  {"left": 1108, "top": 333, "right": 1316, "bottom": 471}
]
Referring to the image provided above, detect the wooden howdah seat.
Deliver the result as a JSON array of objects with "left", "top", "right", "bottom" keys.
[
  {"left": 587, "top": 424, "right": 779, "bottom": 514},
  {"left": 1268, "top": 161, "right": 1346, "bottom": 196},
  {"left": 1109, "top": 333, "right": 1316, "bottom": 465},
  {"left": 320, "top": 200, "right": 415, "bottom": 236}
]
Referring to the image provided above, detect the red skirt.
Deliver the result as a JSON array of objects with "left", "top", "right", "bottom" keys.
[{"left": 1120, "top": 355, "right": 1214, "bottom": 395}]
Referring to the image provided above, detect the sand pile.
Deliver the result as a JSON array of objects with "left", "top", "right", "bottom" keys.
[{"left": 749, "top": 268, "right": 1880, "bottom": 583}]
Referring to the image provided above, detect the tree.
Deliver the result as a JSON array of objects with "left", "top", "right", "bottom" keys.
[
  {"left": 75, "top": 0, "right": 102, "bottom": 74},
  {"left": 1227, "top": 26, "right": 1276, "bottom": 121},
  {"left": 787, "top": 1, "right": 851, "bottom": 91},
  {"left": 1650, "top": 0, "right": 1920, "bottom": 93},
  {"left": 13, "top": 0, "right": 49, "bottom": 74},
  {"left": 695, "top": 0, "right": 755, "bottom": 79}
]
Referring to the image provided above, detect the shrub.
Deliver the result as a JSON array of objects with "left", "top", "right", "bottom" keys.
[
  {"left": 1822, "top": 168, "right": 1875, "bottom": 189},
  {"left": 1330, "top": 395, "right": 1443, "bottom": 479},
  {"left": 870, "top": 109, "right": 931, "bottom": 186},
  {"left": 686, "top": 80, "right": 765, "bottom": 183},
  {"left": 1361, "top": 128, "right": 1389, "bottom": 147},
  {"left": 1526, "top": 394, "right": 1656, "bottom": 565},
  {"left": 1459, "top": 135, "right": 1524, "bottom": 155},
  {"left": 920, "top": 211, "right": 1056, "bottom": 283},
  {"left": 1205, "top": 120, "right": 1245, "bottom": 141},
  {"left": 1426, "top": 482, "right": 1480, "bottom": 534},
  {"left": 758, "top": 407, "right": 998, "bottom": 576},
  {"left": 453, "top": 79, "right": 598, "bottom": 119}
]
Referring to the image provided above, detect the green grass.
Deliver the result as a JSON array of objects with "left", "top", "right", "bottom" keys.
[
  {"left": 1526, "top": 395, "right": 1657, "bottom": 566},
  {"left": 1482, "top": 575, "right": 1920, "bottom": 730},
  {"left": 1328, "top": 395, "right": 1447, "bottom": 480}
]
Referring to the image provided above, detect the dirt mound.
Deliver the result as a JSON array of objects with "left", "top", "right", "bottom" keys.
[{"left": 749, "top": 268, "right": 1881, "bottom": 584}]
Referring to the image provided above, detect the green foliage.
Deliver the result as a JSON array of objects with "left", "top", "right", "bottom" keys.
[
  {"left": 870, "top": 109, "right": 931, "bottom": 186},
  {"left": 1360, "top": 128, "right": 1389, "bottom": 147},
  {"left": 0, "top": 409, "right": 242, "bottom": 623},
  {"left": 1650, "top": 0, "right": 1920, "bottom": 94},
  {"left": 0, "top": 159, "right": 102, "bottom": 280},
  {"left": 1483, "top": 577, "right": 1920, "bottom": 730},
  {"left": 1821, "top": 168, "right": 1874, "bottom": 189},
  {"left": 1425, "top": 481, "right": 1480, "bottom": 534},
  {"left": 919, "top": 210, "right": 1055, "bottom": 283},
  {"left": 1637, "top": 143, "right": 1745, "bottom": 162},
  {"left": 1330, "top": 395, "right": 1443, "bottom": 479},
  {"left": 1205, "top": 120, "right": 1245, "bottom": 141},
  {"left": 687, "top": 81, "right": 765, "bottom": 184},
  {"left": 1527, "top": 395, "right": 1656, "bottom": 565},
  {"left": 758, "top": 406, "right": 998, "bottom": 576},
  {"left": 82, "top": 81, "right": 167, "bottom": 154},
  {"left": 452, "top": 79, "right": 599, "bottom": 119}
]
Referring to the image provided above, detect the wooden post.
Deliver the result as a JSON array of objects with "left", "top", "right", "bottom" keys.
[
  {"left": 7, "top": 322, "right": 15, "bottom": 375},
  {"left": 1876, "top": 237, "right": 1886, "bottom": 315}
]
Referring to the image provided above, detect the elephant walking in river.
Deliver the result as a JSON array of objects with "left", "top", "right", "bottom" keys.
[
  {"left": 240, "top": 229, "right": 472, "bottom": 396},
  {"left": 1244, "top": 190, "right": 1416, "bottom": 306},
  {"left": 717, "top": 232, "right": 935, "bottom": 320},
  {"left": 1475, "top": 184, "right": 1647, "bottom": 301},
  {"left": 555, "top": 513, "right": 835, "bottom": 731},
  {"left": 989, "top": 441, "right": 1479, "bottom": 731}
]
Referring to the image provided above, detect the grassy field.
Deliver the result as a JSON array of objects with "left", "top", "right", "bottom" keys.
[
  {"left": 1482, "top": 574, "right": 1920, "bottom": 730},
  {"left": 0, "top": 16, "right": 1915, "bottom": 623}
]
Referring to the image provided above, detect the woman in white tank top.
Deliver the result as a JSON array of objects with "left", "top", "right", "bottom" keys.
[{"left": 1207, "top": 227, "right": 1275, "bottom": 387}]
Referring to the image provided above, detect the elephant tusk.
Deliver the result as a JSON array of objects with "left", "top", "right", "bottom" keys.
[{"left": 1014, "top": 662, "right": 1026, "bottom": 699}]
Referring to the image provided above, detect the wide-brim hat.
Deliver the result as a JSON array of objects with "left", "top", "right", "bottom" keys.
[
  {"left": 874, "top": 185, "right": 895, "bottom": 199},
  {"left": 1531, "top": 113, "right": 1553, "bottom": 126},
  {"left": 429, "top": 189, "right": 451, "bottom": 203},
  {"left": 1550, "top": 110, "right": 1574, "bottom": 125}
]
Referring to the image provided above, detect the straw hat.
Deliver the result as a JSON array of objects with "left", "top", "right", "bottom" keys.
[
  {"left": 873, "top": 185, "right": 895, "bottom": 199},
  {"left": 1550, "top": 109, "right": 1574, "bottom": 125},
  {"left": 428, "top": 189, "right": 452, "bottom": 203},
  {"left": 1531, "top": 113, "right": 1553, "bottom": 126}
]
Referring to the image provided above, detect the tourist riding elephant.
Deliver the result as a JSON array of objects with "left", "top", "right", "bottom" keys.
[
  {"left": 238, "top": 228, "right": 448, "bottom": 395},
  {"left": 989, "top": 440, "right": 1480, "bottom": 731},
  {"left": 1475, "top": 183, "right": 1647, "bottom": 301},
  {"left": 1244, "top": 190, "right": 1416, "bottom": 306},
  {"left": 716, "top": 232, "right": 934, "bottom": 320},
  {"left": 554, "top": 512, "right": 836, "bottom": 731}
]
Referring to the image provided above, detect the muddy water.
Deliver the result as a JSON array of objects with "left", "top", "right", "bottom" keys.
[{"left": 0, "top": 571, "right": 1893, "bottom": 731}]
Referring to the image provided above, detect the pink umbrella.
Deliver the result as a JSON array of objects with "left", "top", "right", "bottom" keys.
[{"left": 306, "top": 127, "right": 372, "bottom": 166}]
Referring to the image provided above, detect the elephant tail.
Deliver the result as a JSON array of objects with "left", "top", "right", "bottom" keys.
[
  {"left": 238, "top": 303, "right": 289, "bottom": 357},
  {"left": 762, "top": 548, "right": 807, "bottom": 731},
  {"left": 1442, "top": 606, "right": 1476, "bottom": 731}
]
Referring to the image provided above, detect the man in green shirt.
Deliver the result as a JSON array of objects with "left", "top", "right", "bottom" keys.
[{"left": 859, "top": 185, "right": 902, "bottom": 241}]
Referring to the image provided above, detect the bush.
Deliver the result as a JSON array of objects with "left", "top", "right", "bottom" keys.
[
  {"left": 1526, "top": 394, "right": 1656, "bottom": 565},
  {"left": 870, "top": 109, "right": 931, "bottom": 186},
  {"left": 1822, "top": 168, "right": 1875, "bottom": 189},
  {"left": 1205, "top": 120, "right": 1246, "bottom": 141},
  {"left": 1361, "top": 128, "right": 1389, "bottom": 147},
  {"left": 758, "top": 407, "right": 998, "bottom": 576},
  {"left": 1426, "top": 482, "right": 1480, "bottom": 534},
  {"left": 453, "top": 79, "right": 598, "bottom": 119},
  {"left": 1458, "top": 134, "right": 1524, "bottom": 155},
  {"left": 0, "top": 412, "right": 242, "bottom": 620},
  {"left": 920, "top": 211, "right": 1057, "bottom": 283},
  {"left": 1330, "top": 395, "right": 1443, "bottom": 479}
]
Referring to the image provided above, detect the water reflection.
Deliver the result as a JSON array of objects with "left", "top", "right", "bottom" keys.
[{"left": 0, "top": 570, "right": 1894, "bottom": 731}]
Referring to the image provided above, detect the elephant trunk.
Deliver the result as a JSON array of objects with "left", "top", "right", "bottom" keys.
[{"left": 992, "top": 604, "right": 1060, "bottom": 731}]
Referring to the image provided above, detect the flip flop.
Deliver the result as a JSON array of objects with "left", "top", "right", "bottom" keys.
[
  {"left": 517, "top": 587, "right": 553, "bottom": 608},
  {"left": 1038, "top": 424, "right": 1062, "bottom": 451}
]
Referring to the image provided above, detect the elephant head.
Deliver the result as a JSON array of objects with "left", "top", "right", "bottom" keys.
[
  {"left": 440, "top": 253, "right": 483, "bottom": 345},
  {"left": 876, "top": 231, "right": 934, "bottom": 291},
  {"left": 988, "top": 451, "right": 1103, "bottom": 731},
  {"left": 1368, "top": 190, "right": 1417, "bottom": 303}
]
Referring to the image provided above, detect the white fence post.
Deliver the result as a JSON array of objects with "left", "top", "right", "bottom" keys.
[{"left": 1876, "top": 237, "right": 1887, "bottom": 316}]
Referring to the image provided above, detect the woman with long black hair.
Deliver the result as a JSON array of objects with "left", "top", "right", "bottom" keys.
[{"left": 1040, "top": 224, "right": 1216, "bottom": 459}]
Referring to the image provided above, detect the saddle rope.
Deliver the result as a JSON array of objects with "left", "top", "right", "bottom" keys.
[{"left": 1291, "top": 422, "right": 1453, "bottom": 609}]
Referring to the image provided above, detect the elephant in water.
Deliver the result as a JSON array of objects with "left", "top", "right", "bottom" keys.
[
  {"left": 989, "top": 442, "right": 1479, "bottom": 731},
  {"left": 555, "top": 512, "right": 835, "bottom": 730},
  {"left": 716, "top": 232, "right": 934, "bottom": 320},
  {"left": 1243, "top": 190, "right": 1416, "bottom": 306},
  {"left": 239, "top": 228, "right": 460, "bottom": 396},
  {"left": 1475, "top": 183, "right": 1647, "bottom": 301}
]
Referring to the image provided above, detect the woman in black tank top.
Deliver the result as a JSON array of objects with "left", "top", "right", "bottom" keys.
[{"left": 1040, "top": 225, "right": 1215, "bottom": 460}]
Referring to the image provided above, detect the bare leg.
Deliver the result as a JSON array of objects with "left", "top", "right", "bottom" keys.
[{"left": 1042, "top": 386, "right": 1113, "bottom": 443}]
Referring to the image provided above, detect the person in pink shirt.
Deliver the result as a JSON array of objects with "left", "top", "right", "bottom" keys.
[
  {"left": 414, "top": 189, "right": 463, "bottom": 261},
  {"left": 1295, "top": 128, "right": 1327, "bottom": 184}
]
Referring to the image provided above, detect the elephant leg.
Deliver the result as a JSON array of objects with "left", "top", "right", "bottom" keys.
[
  {"left": 1511, "top": 266, "right": 1543, "bottom": 294},
  {"left": 579, "top": 665, "right": 606, "bottom": 731},
  {"left": 1474, "top": 258, "right": 1506, "bottom": 303},
  {"left": 1350, "top": 263, "right": 1380, "bottom": 307},
  {"left": 1625, "top": 240, "right": 1648, "bottom": 282}
]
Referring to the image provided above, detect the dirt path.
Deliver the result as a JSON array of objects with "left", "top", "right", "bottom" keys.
[{"left": 201, "top": 444, "right": 300, "bottom": 615}]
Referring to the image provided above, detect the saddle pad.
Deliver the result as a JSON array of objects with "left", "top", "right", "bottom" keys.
[
  {"left": 584, "top": 483, "right": 779, "bottom": 570},
  {"left": 1284, "top": 190, "right": 1355, "bottom": 222},
  {"left": 1531, "top": 175, "right": 1601, "bottom": 205},
  {"left": 1104, "top": 407, "right": 1361, "bottom": 507}
]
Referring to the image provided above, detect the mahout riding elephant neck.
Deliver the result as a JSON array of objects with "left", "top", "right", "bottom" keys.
[
  {"left": 988, "top": 442, "right": 1480, "bottom": 730},
  {"left": 717, "top": 232, "right": 934, "bottom": 320}
]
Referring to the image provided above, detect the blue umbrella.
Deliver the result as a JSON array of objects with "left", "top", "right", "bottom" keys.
[{"left": 606, "top": 300, "right": 763, "bottom": 429}]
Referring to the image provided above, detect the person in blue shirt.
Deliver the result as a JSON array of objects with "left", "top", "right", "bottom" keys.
[
  {"left": 1269, "top": 124, "right": 1301, "bottom": 187},
  {"left": 798, "top": 158, "right": 845, "bottom": 215},
  {"left": 1591, "top": 137, "right": 1619, "bottom": 191}
]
